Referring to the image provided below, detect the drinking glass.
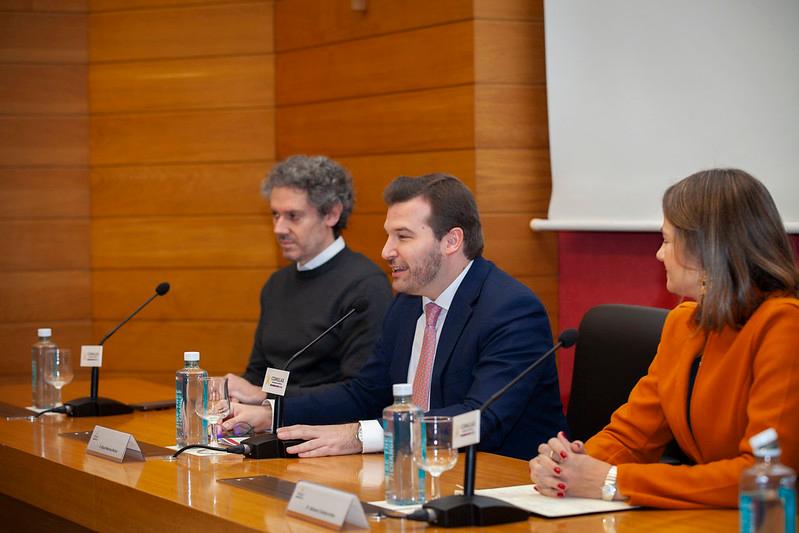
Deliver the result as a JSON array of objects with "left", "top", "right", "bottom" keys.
[
  {"left": 44, "top": 348, "right": 73, "bottom": 407},
  {"left": 414, "top": 416, "right": 458, "bottom": 500},
  {"left": 194, "top": 377, "right": 230, "bottom": 447}
]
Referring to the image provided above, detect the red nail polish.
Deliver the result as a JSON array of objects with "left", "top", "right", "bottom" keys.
[
  {"left": 560, "top": 451, "right": 568, "bottom": 459},
  {"left": 557, "top": 483, "right": 566, "bottom": 490},
  {"left": 557, "top": 492, "right": 564, "bottom": 498},
  {"left": 554, "top": 466, "right": 561, "bottom": 474}
]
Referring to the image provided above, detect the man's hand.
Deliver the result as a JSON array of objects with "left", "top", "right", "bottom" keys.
[
  {"left": 226, "top": 373, "right": 267, "bottom": 404},
  {"left": 221, "top": 401, "right": 273, "bottom": 433},
  {"left": 277, "top": 423, "right": 362, "bottom": 458}
]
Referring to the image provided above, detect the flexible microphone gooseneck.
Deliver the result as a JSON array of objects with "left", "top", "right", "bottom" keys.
[
  {"left": 63, "top": 282, "right": 171, "bottom": 418},
  {"left": 413, "top": 329, "right": 579, "bottom": 527},
  {"left": 242, "top": 298, "right": 370, "bottom": 459}
]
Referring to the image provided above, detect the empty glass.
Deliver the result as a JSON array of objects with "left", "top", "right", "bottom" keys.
[
  {"left": 414, "top": 416, "right": 459, "bottom": 500},
  {"left": 44, "top": 348, "right": 73, "bottom": 407},
  {"left": 194, "top": 376, "right": 230, "bottom": 447}
]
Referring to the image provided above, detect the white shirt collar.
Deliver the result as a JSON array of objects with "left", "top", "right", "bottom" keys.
[
  {"left": 297, "top": 236, "right": 346, "bottom": 271},
  {"left": 421, "top": 260, "right": 474, "bottom": 312}
]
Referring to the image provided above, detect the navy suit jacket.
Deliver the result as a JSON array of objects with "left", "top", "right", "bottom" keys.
[{"left": 284, "top": 256, "right": 567, "bottom": 459}]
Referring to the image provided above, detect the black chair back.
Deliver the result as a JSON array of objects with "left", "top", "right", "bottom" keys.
[{"left": 567, "top": 304, "right": 669, "bottom": 442}]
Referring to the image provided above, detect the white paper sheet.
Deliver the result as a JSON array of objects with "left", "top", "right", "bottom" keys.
[{"left": 476, "top": 484, "right": 636, "bottom": 518}]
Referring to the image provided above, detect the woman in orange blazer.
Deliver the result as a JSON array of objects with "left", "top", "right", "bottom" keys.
[{"left": 530, "top": 168, "right": 799, "bottom": 508}]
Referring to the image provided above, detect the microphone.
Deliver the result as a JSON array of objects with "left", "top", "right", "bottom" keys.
[
  {"left": 242, "top": 298, "right": 370, "bottom": 459},
  {"left": 64, "top": 282, "right": 171, "bottom": 418},
  {"left": 414, "top": 329, "right": 579, "bottom": 527}
]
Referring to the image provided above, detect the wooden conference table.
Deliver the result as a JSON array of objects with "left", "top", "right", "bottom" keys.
[{"left": 0, "top": 378, "right": 737, "bottom": 532}]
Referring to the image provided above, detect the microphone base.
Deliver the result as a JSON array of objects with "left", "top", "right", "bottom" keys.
[
  {"left": 241, "top": 433, "right": 305, "bottom": 459},
  {"left": 422, "top": 495, "right": 529, "bottom": 527},
  {"left": 65, "top": 396, "right": 134, "bottom": 417}
]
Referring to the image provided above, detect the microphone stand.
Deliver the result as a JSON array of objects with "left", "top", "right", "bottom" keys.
[
  {"left": 65, "top": 287, "right": 168, "bottom": 417},
  {"left": 242, "top": 305, "right": 364, "bottom": 459},
  {"left": 419, "top": 332, "right": 577, "bottom": 527}
]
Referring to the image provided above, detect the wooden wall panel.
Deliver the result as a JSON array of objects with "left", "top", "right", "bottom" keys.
[
  {"left": 338, "top": 150, "right": 475, "bottom": 214},
  {"left": 90, "top": 109, "right": 274, "bottom": 166},
  {"left": 89, "top": 3, "right": 273, "bottom": 62},
  {"left": 475, "top": 20, "right": 545, "bottom": 84},
  {"left": 91, "top": 320, "right": 254, "bottom": 375},
  {"left": 276, "top": 22, "right": 473, "bottom": 105},
  {"left": 481, "top": 214, "right": 557, "bottom": 277},
  {"left": 91, "top": 269, "right": 269, "bottom": 321},
  {"left": 0, "top": 271, "right": 91, "bottom": 322},
  {"left": 0, "top": 11, "right": 87, "bottom": 63},
  {"left": 277, "top": 86, "right": 474, "bottom": 157},
  {"left": 475, "top": 148, "right": 550, "bottom": 214},
  {"left": 0, "top": 168, "right": 89, "bottom": 218},
  {"left": 275, "top": 0, "right": 472, "bottom": 51},
  {"left": 88, "top": 1, "right": 277, "bottom": 376},
  {"left": 473, "top": 0, "right": 542, "bottom": 21},
  {"left": 0, "top": 220, "right": 90, "bottom": 270},
  {"left": 91, "top": 163, "right": 268, "bottom": 216},
  {"left": 91, "top": 216, "right": 274, "bottom": 269},
  {"left": 0, "top": 116, "right": 88, "bottom": 167},
  {"left": 0, "top": 64, "right": 87, "bottom": 114},
  {"left": 91, "top": 56, "right": 274, "bottom": 113},
  {"left": 475, "top": 85, "right": 548, "bottom": 148},
  {"left": 0, "top": 6, "right": 90, "bottom": 379}
]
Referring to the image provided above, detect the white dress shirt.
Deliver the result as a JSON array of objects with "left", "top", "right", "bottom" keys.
[{"left": 297, "top": 236, "right": 345, "bottom": 270}]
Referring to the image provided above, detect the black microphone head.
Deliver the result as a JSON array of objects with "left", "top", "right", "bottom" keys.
[
  {"left": 351, "top": 297, "right": 369, "bottom": 313},
  {"left": 558, "top": 328, "right": 579, "bottom": 348},
  {"left": 155, "top": 282, "right": 170, "bottom": 296}
]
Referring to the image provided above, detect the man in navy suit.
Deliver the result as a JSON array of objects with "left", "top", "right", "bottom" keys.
[{"left": 223, "top": 174, "right": 566, "bottom": 460}]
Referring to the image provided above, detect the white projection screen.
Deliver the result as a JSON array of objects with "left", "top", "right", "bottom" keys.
[{"left": 534, "top": 0, "right": 799, "bottom": 232}]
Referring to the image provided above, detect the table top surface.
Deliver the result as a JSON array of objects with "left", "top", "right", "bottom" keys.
[{"left": 0, "top": 377, "right": 739, "bottom": 532}]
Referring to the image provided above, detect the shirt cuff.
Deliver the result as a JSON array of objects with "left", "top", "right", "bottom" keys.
[{"left": 360, "top": 419, "right": 384, "bottom": 453}]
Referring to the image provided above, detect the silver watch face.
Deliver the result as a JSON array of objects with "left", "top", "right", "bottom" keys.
[{"left": 601, "top": 483, "right": 616, "bottom": 501}]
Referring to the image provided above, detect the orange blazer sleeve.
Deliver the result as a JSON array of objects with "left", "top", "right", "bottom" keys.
[{"left": 585, "top": 298, "right": 799, "bottom": 509}]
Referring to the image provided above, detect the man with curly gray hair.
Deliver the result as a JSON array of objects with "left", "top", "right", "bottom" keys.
[{"left": 227, "top": 155, "right": 392, "bottom": 403}]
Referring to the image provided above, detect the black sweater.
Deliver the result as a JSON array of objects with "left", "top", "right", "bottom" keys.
[{"left": 243, "top": 247, "right": 392, "bottom": 395}]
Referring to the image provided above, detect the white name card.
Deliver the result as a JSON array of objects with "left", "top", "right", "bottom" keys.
[
  {"left": 453, "top": 409, "right": 481, "bottom": 449},
  {"left": 286, "top": 480, "right": 369, "bottom": 530},
  {"left": 80, "top": 345, "right": 103, "bottom": 367},
  {"left": 262, "top": 367, "right": 290, "bottom": 397},
  {"left": 86, "top": 425, "right": 143, "bottom": 463}
]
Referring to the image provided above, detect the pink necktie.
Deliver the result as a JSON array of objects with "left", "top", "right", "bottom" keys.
[{"left": 412, "top": 302, "right": 443, "bottom": 411}]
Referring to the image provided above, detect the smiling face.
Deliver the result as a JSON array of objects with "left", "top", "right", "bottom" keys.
[
  {"left": 381, "top": 197, "right": 450, "bottom": 298},
  {"left": 269, "top": 186, "right": 340, "bottom": 266},
  {"left": 656, "top": 218, "right": 702, "bottom": 299}
]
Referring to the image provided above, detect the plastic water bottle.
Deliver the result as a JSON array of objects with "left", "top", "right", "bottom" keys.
[
  {"left": 176, "top": 351, "right": 208, "bottom": 447},
  {"left": 383, "top": 383, "right": 425, "bottom": 504},
  {"left": 31, "top": 328, "right": 58, "bottom": 409},
  {"left": 740, "top": 428, "right": 797, "bottom": 533}
]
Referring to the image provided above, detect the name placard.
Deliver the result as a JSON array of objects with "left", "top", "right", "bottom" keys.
[
  {"left": 86, "top": 425, "right": 144, "bottom": 463},
  {"left": 453, "top": 409, "right": 481, "bottom": 449},
  {"left": 262, "top": 368, "right": 290, "bottom": 397},
  {"left": 80, "top": 345, "right": 103, "bottom": 367},
  {"left": 286, "top": 480, "right": 369, "bottom": 530}
]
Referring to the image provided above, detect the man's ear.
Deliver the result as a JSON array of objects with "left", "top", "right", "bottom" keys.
[
  {"left": 442, "top": 227, "right": 464, "bottom": 256},
  {"left": 324, "top": 203, "right": 343, "bottom": 229}
]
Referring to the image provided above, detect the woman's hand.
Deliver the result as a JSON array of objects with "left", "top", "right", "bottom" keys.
[{"left": 529, "top": 431, "right": 619, "bottom": 499}]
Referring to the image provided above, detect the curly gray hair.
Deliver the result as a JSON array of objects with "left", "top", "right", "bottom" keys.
[{"left": 262, "top": 155, "right": 354, "bottom": 235}]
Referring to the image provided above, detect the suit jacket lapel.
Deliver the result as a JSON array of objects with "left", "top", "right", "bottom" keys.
[
  {"left": 429, "top": 258, "right": 490, "bottom": 407},
  {"left": 391, "top": 297, "right": 422, "bottom": 384}
]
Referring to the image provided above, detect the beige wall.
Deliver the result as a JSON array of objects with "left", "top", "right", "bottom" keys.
[{"left": 0, "top": 0, "right": 554, "bottom": 381}]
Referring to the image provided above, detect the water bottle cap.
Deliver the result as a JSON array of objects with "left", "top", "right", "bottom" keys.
[
  {"left": 37, "top": 328, "right": 52, "bottom": 337},
  {"left": 183, "top": 351, "right": 200, "bottom": 361},
  {"left": 393, "top": 383, "right": 412, "bottom": 397},
  {"left": 749, "top": 427, "right": 780, "bottom": 457}
]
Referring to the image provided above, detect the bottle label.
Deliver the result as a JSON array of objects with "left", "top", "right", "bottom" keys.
[
  {"left": 780, "top": 487, "right": 796, "bottom": 533},
  {"left": 739, "top": 494, "right": 753, "bottom": 533}
]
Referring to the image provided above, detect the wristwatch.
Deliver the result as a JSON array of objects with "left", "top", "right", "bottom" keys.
[
  {"left": 356, "top": 422, "right": 364, "bottom": 443},
  {"left": 601, "top": 465, "right": 618, "bottom": 501}
]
